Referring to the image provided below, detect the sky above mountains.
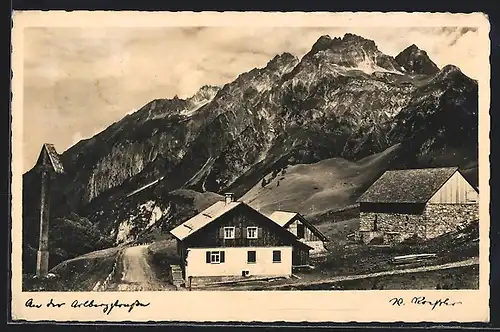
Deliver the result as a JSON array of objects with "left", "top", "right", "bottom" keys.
[{"left": 22, "top": 26, "right": 480, "bottom": 172}]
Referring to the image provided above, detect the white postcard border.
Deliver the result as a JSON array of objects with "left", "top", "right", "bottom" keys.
[{"left": 10, "top": 11, "right": 491, "bottom": 323}]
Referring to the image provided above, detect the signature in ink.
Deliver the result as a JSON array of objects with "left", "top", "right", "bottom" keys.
[{"left": 389, "top": 296, "right": 462, "bottom": 310}]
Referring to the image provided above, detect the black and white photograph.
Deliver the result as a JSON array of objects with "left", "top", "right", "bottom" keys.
[{"left": 10, "top": 11, "right": 491, "bottom": 323}]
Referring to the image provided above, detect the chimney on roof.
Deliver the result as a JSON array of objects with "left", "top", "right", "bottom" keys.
[{"left": 224, "top": 193, "right": 235, "bottom": 204}]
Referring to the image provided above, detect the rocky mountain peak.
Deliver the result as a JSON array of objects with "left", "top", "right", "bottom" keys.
[
  {"left": 188, "top": 84, "right": 220, "bottom": 102},
  {"left": 342, "top": 32, "right": 375, "bottom": 45},
  {"left": 303, "top": 33, "right": 399, "bottom": 73},
  {"left": 310, "top": 34, "right": 333, "bottom": 53},
  {"left": 439, "top": 64, "right": 462, "bottom": 75},
  {"left": 429, "top": 64, "right": 475, "bottom": 86},
  {"left": 395, "top": 44, "right": 440, "bottom": 75},
  {"left": 309, "top": 33, "right": 378, "bottom": 55},
  {"left": 406, "top": 44, "right": 420, "bottom": 52},
  {"left": 266, "top": 52, "right": 299, "bottom": 71}
]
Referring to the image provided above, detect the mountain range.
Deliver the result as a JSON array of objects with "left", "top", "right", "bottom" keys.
[{"left": 22, "top": 33, "right": 478, "bottom": 273}]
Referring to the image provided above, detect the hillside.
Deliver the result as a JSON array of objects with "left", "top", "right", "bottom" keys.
[
  {"left": 242, "top": 143, "right": 402, "bottom": 217},
  {"left": 22, "top": 33, "right": 478, "bottom": 272}
]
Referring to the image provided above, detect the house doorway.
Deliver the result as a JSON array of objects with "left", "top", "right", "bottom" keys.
[{"left": 297, "top": 223, "right": 305, "bottom": 239}]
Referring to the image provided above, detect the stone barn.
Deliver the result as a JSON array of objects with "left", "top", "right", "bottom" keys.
[{"left": 356, "top": 167, "right": 479, "bottom": 245}]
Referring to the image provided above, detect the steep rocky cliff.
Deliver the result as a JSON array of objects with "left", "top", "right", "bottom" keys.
[{"left": 22, "top": 33, "right": 478, "bottom": 267}]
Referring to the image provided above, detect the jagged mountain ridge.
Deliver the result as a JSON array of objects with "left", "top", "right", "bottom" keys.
[
  {"left": 22, "top": 33, "right": 478, "bottom": 266},
  {"left": 395, "top": 44, "right": 440, "bottom": 75}
]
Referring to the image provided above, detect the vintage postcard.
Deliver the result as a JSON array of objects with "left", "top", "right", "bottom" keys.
[{"left": 10, "top": 11, "right": 491, "bottom": 323}]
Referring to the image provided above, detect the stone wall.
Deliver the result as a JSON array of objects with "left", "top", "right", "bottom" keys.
[
  {"left": 357, "top": 203, "right": 479, "bottom": 244},
  {"left": 359, "top": 211, "right": 427, "bottom": 241},
  {"left": 424, "top": 203, "right": 479, "bottom": 239}
]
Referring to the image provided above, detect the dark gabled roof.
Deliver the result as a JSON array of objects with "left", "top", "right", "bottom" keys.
[
  {"left": 36, "top": 143, "right": 65, "bottom": 174},
  {"left": 356, "top": 167, "right": 459, "bottom": 204},
  {"left": 268, "top": 211, "right": 329, "bottom": 242}
]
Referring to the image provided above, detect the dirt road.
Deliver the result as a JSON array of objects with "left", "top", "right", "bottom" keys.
[{"left": 98, "top": 245, "right": 175, "bottom": 291}]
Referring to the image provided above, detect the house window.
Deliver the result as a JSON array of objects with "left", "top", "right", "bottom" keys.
[
  {"left": 247, "top": 227, "right": 258, "bottom": 239},
  {"left": 223, "top": 227, "right": 235, "bottom": 239},
  {"left": 206, "top": 251, "right": 225, "bottom": 264},
  {"left": 373, "top": 215, "right": 378, "bottom": 231},
  {"left": 247, "top": 250, "right": 256, "bottom": 263},
  {"left": 273, "top": 250, "right": 281, "bottom": 263}
]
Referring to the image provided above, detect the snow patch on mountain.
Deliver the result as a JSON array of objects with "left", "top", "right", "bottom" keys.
[
  {"left": 180, "top": 99, "right": 212, "bottom": 117},
  {"left": 354, "top": 49, "right": 404, "bottom": 75}
]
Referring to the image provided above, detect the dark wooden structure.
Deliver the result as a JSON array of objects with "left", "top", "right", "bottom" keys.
[{"left": 33, "top": 143, "right": 64, "bottom": 278}]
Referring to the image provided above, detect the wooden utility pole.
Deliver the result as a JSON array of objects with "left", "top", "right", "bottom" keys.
[
  {"left": 34, "top": 144, "right": 64, "bottom": 278},
  {"left": 36, "top": 166, "right": 50, "bottom": 278}
]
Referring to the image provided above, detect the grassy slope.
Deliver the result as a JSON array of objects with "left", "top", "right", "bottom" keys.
[
  {"left": 310, "top": 220, "right": 479, "bottom": 279},
  {"left": 23, "top": 247, "right": 121, "bottom": 292},
  {"left": 147, "top": 239, "right": 179, "bottom": 283},
  {"left": 241, "top": 144, "right": 402, "bottom": 218},
  {"left": 336, "top": 264, "right": 479, "bottom": 290},
  {"left": 169, "top": 189, "right": 223, "bottom": 212}
]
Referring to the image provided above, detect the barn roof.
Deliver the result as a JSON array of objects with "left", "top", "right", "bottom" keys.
[
  {"left": 268, "top": 211, "right": 297, "bottom": 227},
  {"left": 37, "top": 143, "right": 65, "bottom": 174},
  {"left": 356, "top": 167, "right": 459, "bottom": 204},
  {"left": 268, "top": 211, "right": 329, "bottom": 242}
]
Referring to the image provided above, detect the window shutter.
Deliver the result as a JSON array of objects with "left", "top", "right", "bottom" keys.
[
  {"left": 219, "top": 227, "right": 224, "bottom": 239},
  {"left": 220, "top": 251, "right": 225, "bottom": 263},
  {"left": 206, "top": 251, "right": 211, "bottom": 263},
  {"left": 257, "top": 227, "right": 263, "bottom": 238},
  {"left": 235, "top": 227, "right": 241, "bottom": 238}
]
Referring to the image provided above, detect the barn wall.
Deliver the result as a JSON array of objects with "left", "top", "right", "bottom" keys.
[
  {"left": 424, "top": 203, "right": 479, "bottom": 238},
  {"left": 359, "top": 211, "right": 427, "bottom": 243},
  {"left": 358, "top": 202, "right": 479, "bottom": 244},
  {"left": 428, "top": 172, "right": 478, "bottom": 204}
]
